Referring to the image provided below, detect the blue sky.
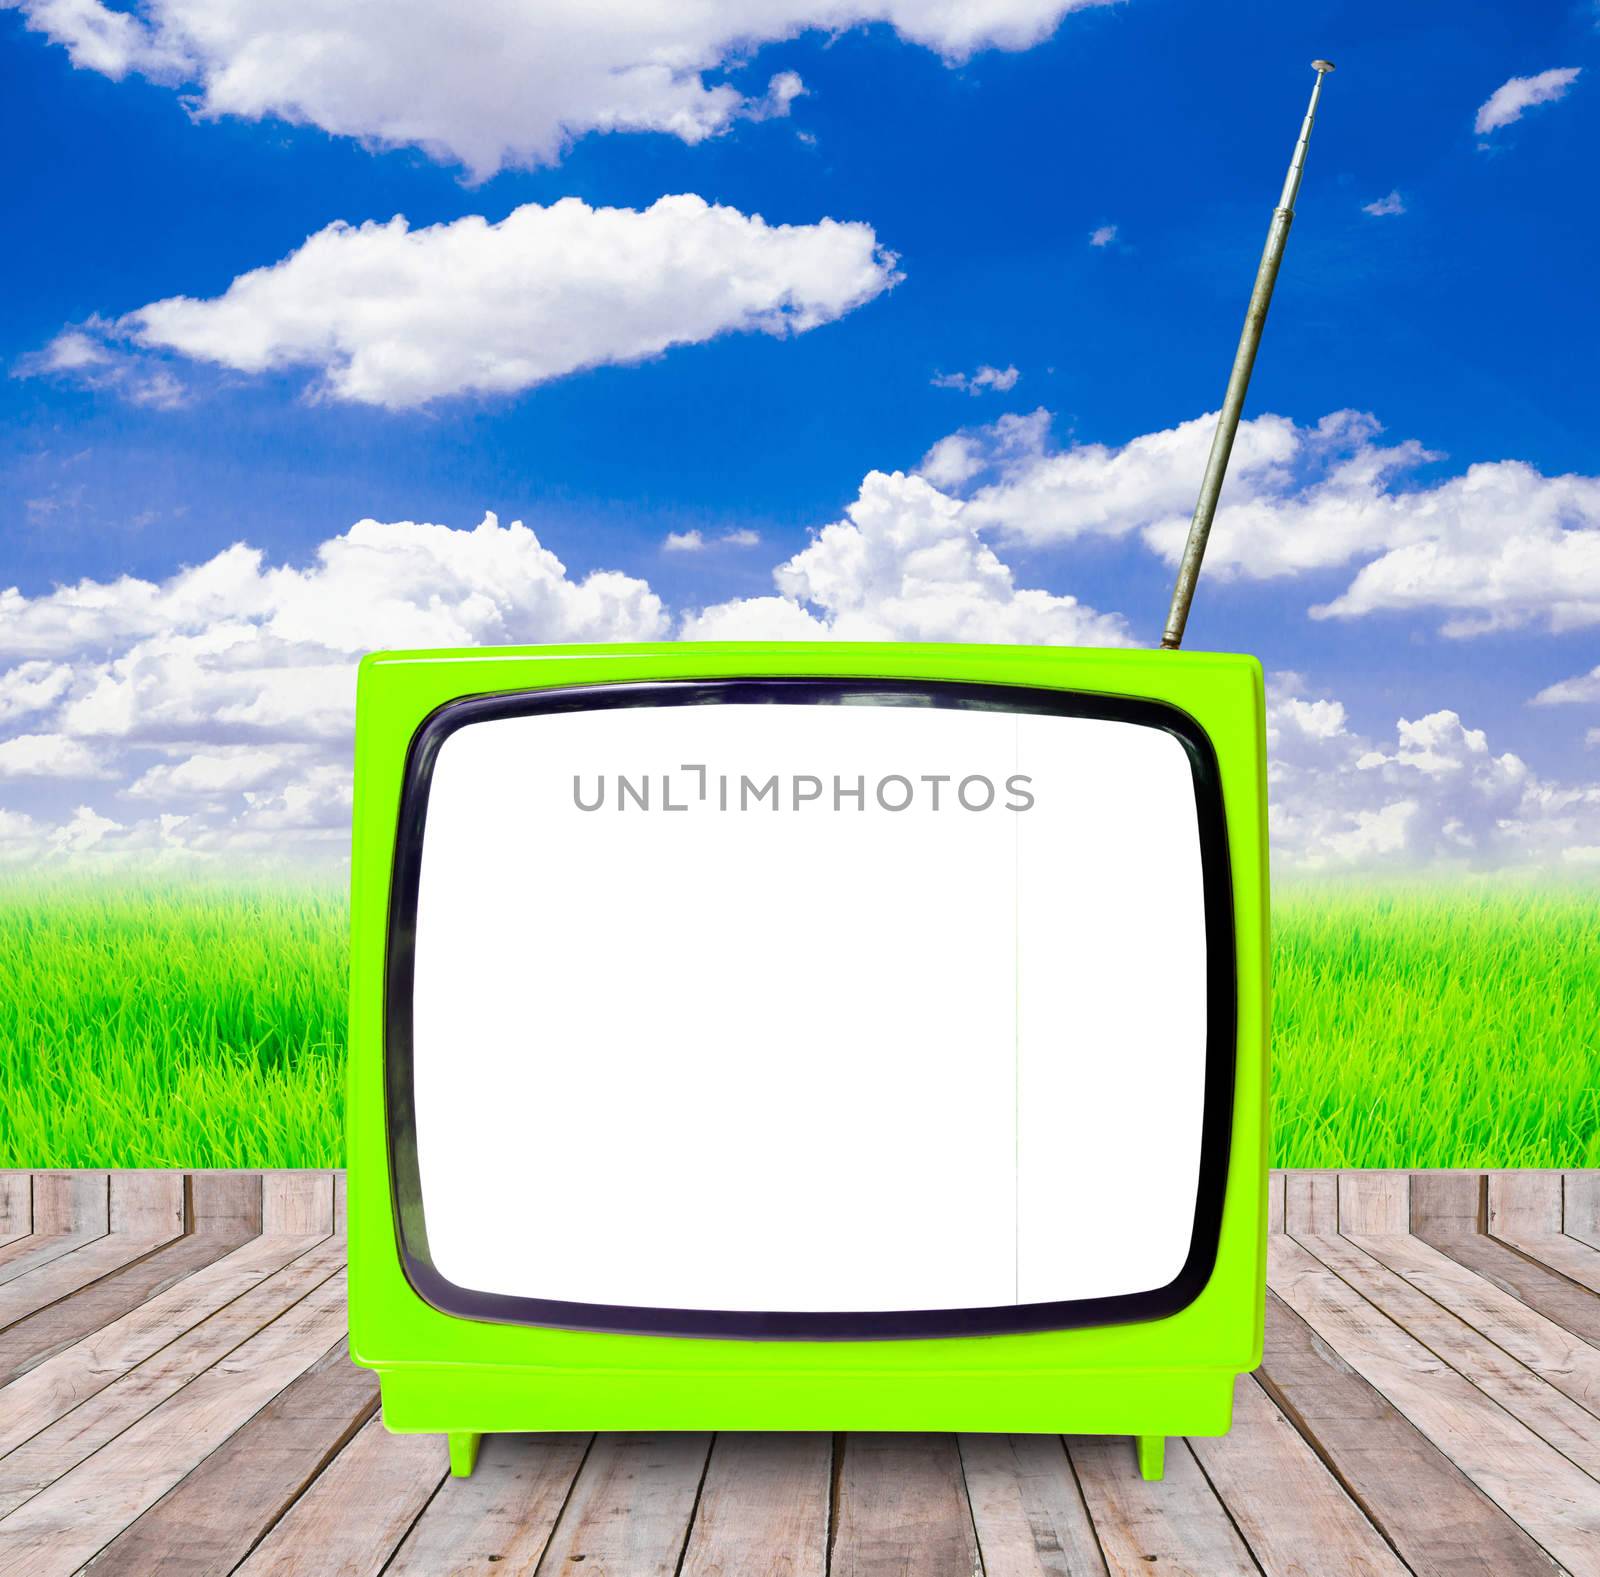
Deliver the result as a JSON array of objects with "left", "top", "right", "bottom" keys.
[{"left": 2, "top": 0, "right": 1598, "bottom": 869}]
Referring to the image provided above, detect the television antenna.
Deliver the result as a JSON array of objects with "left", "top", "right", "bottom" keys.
[{"left": 1160, "top": 60, "right": 1336, "bottom": 651}]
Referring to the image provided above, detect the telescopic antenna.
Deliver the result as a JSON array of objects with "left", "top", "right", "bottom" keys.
[{"left": 1160, "top": 60, "right": 1335, "bottom": 650}]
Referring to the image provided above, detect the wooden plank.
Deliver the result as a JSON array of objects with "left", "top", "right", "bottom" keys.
[
  {"left": 262, "top": 1174, "right": 334, "bottom": 1236},
  {"left": 0, "top": 1235, "right": 176, "bottom": 1331},
  {"left": 1569, "top": 1173, "right": 1600, "bottom": 1249},
  {"left": 832, "top": 1434, "right": 979, "bottom": 1577},
  {"left": 1339, "top": 1173, "right": 1410, "bottom": 1236},
  {"left": 384, "top": 1432, "right": 590, "bottom": 1577},
  {"left": 1489, "top": 1175, "right": 1563, "bottom": 1238},
  {"left": 228, "top": 1410, "right": 442, "bottom": 1577},
  {"left": 1266, "top": 1171, "right": 1284, "bottom": 1235},
  {"left": 0, "top": 1237, "right": 344, "bottom": 1507},
  {"left": 1344, "top": 1231, "right": 1600, "bottom": 1419},
  {"left": 1417, "top": 1229, "right": 1600, "bottom": 1348},
  {"left": 187, "top": 1173, "right": 263, "bottom": 1236},
  {"left": 1299, "top": 1232, "right": 1600, "bottom": 1477},
  {"left": 1188, "top": 1375, "right": 1406, "bottom": 1576},
  {"left": 1410, "top": 1173, "right": 1483, "bottom": 1234},
  {"left": 0, "top": 1271, "right": 349, "bottom": 1576},
  {"left": 1258, "top": 1290, "right": 1559, "bottom": 1576},
  {"left": 676, "top": 1433, "right": 831, "bottom": 1577},
  {"left": 0, "top": 1177, "right": 29, "bottom": 1239},
  {"left": 0, "top": 1231, "right": 256, "bottom": 1386},
  {"left": 0, "top": 1220, "right": 109, "bottom": 1287},
  {"left": 959, "top": 1433, "right": 1107, "bottom": 1577},
  {"left": 1269, "top": 1234, "right": 1600, "bottom": 1573},
  {"left": 0, "top": 1174, "right": 112, "bottom": 1284},
  {"left": 108, "top": 1175, "right": 185, "bottom": 1237},
  {"left": 87, "top": 1343, "right": 382, "bottom": 1577},
  {"left": 534, "top": 1432, "right": 712, "bottom": 1576},
  {"left": 1284, "top": 1172, "right": 1337, "bottom": 1236},
  {"left": 31, "top": 1173, "right": 108, "bottom": 1236},
  {"left": 1494, "top": 1231, "right": 1600, "bottom": 1298},
  {"left": 1068, "top": 1435, "right": 1258, "bottom": 1576}
]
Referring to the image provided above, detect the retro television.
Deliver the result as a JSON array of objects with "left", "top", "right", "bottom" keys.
[{"left": 347, "top": 641, "right": 1269, "bottom": 1482}]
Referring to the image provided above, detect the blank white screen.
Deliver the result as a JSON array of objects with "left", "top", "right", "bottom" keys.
[{"left": 409, "top": 698, "right": 1209, "bottom": 1314}]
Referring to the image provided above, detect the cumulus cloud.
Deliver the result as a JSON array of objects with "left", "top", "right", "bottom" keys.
[
  {"left": 684, "top": 468, "right": 1133, "bottom": 645},
  {"left": 44, "top": 196, "right": 898, "bottom": 409},
  {"left": 1267, "top": 673, "right": 1600, "bottom": 871},
  {"left": 931, "top": 406, "right": 1600, "bottom": 635},
  {"left": 1088, "top": 224, "right": 1118, "bottom": 247},
  {"left": 0, "top": 512, "right": 666, "bottom": 863},
  {"left": 1362, "top": 190, "right": 1406, "bottom": 217},
  {"left": 6, "top": 0, "right": 1112, "bottom": 178},
  {"left": 1475, "top": 67, "right": 1582, "bottom": 135},
  {"left": 931, "top": 364, "right": 1020, "bottom": 395}
]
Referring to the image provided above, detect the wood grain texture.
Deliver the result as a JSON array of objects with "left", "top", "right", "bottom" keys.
[
  {"left": 84, "top": 1340, "right": 379, "bottom": 1577},
  {"left": 533, "top": 1431, "right": 713, "bottom": 1576},
  {"left": 384, "top": 1432, "right": 590, "bottom": 1577},
  {"left": 1284, "top": 1172, "right": 1338, "bottom": 1236},
  {"left": 1489, "top": 1174, "right": 1563, "bottom": 1238},
  {"left": 0, "top": 1273, "right": 348, "bottom": 1576},
  {"left": 0, "top": 1238, "right": 345, "bottom": 1512},
  {"left": 1258, "top": 1291, "right": 1560, "bottom": 1577},
  {"left": 832, "top": 1435, "right": 982, "bottom": 1577},
  {"left": 1502, "top": 1230, "right": 1600, "bottom": 1296},
  {"left": 225, "top": 1404, "right": 439, "bottom": 1577},
  {"left": 1266, "top": 1171, "right": 1284, "bottom": 1236},
  {"left": 1417, "top": 1227, "right": 1600, "bottom": 1347},
  {"left": 1298, "top": 1232, "right": 1600, "bottom": 1479},
  {"left": 0, "top": 1177, "right": 31, "bottom": 1239},
  {"left": 1346, "top": 1230, "right": 1600, "bottom": 1420},
  {"left": 1269, "top": 1234, "right": 1600, "bottom": 1574},
  {"left": 31, "top": 1173, "right": 108, "bottom": 1236},
  {"left": 261, "top": 1174, "right": 334, "bottom": 1236},
  {"left": 1188, "top": 1376, "right": 1407, "bottom": 1576},
  {"left": 960, "top": 1434, "right": 1107, "bottom": 1577},
  {"left": 1069, "top": 1436, "right": 1258, "bottom": 1577},
  {"left": 109, "top": 1175, "right": 185, "bottom": 1237},
  {"left": 678, "top": 1433, "right": 831, "bottom": 1577},
  {"left": 1339, "top": 1173, "right": 1411, "bottom": 1236},
  {"left": 0, "top": 1232, "right": 254, "bottom": 1387},
  {"left": 1568, "top": 1173, "right": 1600, "bottom": 1248},
  {"left": 0, "top": 1235, "right": 176, "bottom": 1332}
]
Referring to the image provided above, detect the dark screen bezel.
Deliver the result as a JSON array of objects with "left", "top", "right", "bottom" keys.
[{"left": 385, "top": 677, "right": 1237, "bottom": 1340}]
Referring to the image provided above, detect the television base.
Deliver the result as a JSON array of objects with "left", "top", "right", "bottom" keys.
[
  {"left": 1136, "top": 1434, "right": 1165, "bottom": 1481},
  {"left": 448, "top": 1431, "right": 482, "bottom": 1478}
]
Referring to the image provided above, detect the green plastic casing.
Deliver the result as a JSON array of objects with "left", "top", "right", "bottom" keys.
[{"left": 348, "top": 642, "right": 1269, "bottom": 1443}]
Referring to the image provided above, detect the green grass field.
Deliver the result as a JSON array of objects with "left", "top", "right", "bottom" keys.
[{"left": 1, "top": 879, "right": 1595, "bottom": 1169}]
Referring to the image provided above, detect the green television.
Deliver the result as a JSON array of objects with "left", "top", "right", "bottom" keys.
[{"left": 347, "top": 641, "right": 1269, "bottom": 1482}]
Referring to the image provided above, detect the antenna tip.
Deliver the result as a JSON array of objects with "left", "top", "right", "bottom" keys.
[{"left": 1311, "top": 59, "right": 1336, "bottom": 73}]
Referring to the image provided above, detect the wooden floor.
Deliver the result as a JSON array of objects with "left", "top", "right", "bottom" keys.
[{"left": 0, "top": 1171, "right": 1596, "bottom": 1576}]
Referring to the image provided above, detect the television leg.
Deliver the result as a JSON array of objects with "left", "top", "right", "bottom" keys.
[
  {"left": 448, "top": 1431, "right": 483, "bottom": 1478},
  {"left": 1136, "top": 1434, "right": 1165, "bottom": 1482}
]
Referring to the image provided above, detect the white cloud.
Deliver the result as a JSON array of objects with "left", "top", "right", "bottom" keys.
[
  {"left": 7, "top": 0, "right": 1111, "bottom": 178},
  {"left": 1266, "top": 673, "right": 1600, "bottom": 871},
  {"left": 1362, "top": 190, "right": 1406, "bottom": 216},
  {"left": 663, "top": 527, "right": 762, "bottom": 552},
  {"left": 49, "top": 196, "right": 898, "bottom": 410},
  {"left": 1088, "top": 224, "right": 1117, "bottom": 247},
  {"left": 934, "top": 406, "right": 1600, "bottom": 635},
  {"left": 1535, "top": 666, "right": 1600, "bottom": 706},
  {"left": 684, "top": 468, "right": 1133, "bottom": 645},
  {"left": 931, "top": 364, "right": 1020, "bottom": 395},
  {"left": 16, "top": 321, "right": 188, "bottom": 408},
  {"left": 1475, "top": 67, "right": 1581, "bottom": 134},
  {"left": 0, "top": 733, "right": 108, "bottom": 779},
  {"left": 0, "top": 512, "right": 665, "bottom": 863}
]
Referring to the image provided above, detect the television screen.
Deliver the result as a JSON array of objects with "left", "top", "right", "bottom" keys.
[{"left": 385, "top": 677, "right": 1233, "bottom": 1339}]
